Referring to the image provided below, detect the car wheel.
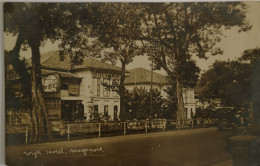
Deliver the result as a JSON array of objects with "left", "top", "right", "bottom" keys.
[{"left": 219, "top": 118, "right": 229, "bottom": 130}]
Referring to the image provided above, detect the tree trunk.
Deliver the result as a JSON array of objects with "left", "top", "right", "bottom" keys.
[
  {"left": 7, "top": 34, "right": 38, "bottom": 143},
  {"left": 176, "top": 79, "right": 186, "bottom": 130},
  {"left": 30, "top": 43, "right": 52, "bottom": 142},
  {"left": 119, "top": 61, "right": 127, "bottom": 121},
  {"left": 250, "top": 58, "right": 260, "bottom": 136}
]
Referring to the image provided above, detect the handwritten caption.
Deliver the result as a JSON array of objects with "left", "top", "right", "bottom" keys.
[{"left": 23, "top": 147, "right": 105, "bottom": 158}]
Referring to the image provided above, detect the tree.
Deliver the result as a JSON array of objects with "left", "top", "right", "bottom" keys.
[
  {"left": 5, "top": 51, "right": 31, "bottom": 115},
  {"left": 163, "top": 76, "right": 178, "bottom": 120},
  {"left": 125, "top": 88, "right": 167, "bottom": 120},
  {"left": 4, "top": 3, "right": 90, "bottom": 142},
  {"left": 239, "top": 48, "right": 260, "bottom": 136},
  {"left": 197, "top": 60, "right": 252, "bottom": 109},
  {"left": 141, "top": 2, "right": 250, "bottom": 128},
  {"left": 101, "top": 41, "right": 146, "bottom": 121},
  {"left": 79, "top": 3, "right": 147, "bottom": 121},
  {"left": 239, "top": 47, "right": 260, "bottom": 63}
]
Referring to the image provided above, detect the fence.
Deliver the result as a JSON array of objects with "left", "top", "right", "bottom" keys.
[{"left": 6, "top": 118, "right": 216, "bottom": 145}]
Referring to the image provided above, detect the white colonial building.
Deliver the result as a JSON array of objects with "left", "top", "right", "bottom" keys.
[
  {"left": 39, "top": 50, "right": 121, "bottom": 122},
  {"left": 125, "top": 68, "right": 196, "bottom": 119},
  {"left": 124, "top": 68, "right": 168, "bottom": 98},
  {"left": 182, "top": 89, "right": 196, "bottom": 119}
]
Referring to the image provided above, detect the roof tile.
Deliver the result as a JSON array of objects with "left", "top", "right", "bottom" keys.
[
  {"left": 28, "top": 50, "right": 122, "bottom": 72},
  {"left": 125, "top": 68, "right": 167, "bottom": 85}
]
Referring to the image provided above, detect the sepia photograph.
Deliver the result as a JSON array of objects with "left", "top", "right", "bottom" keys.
[{"left": 3, "top": 1, "right": 260, "bottom": 166}]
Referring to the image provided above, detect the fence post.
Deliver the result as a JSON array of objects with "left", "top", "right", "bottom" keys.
[
  {"left": 123, "top": 122, "right": 126, "bottom": 135},
  {"left": 163, "top": 119, "right": 166, "bottom": 131},
  {"left": 145, "top": 121, "right": 148, "bottom": 133},
  {"left": 98, "top": 123, "right": 101, "bottom": 138},
  {"left": 67, "top": 124, "right": 70, "bottom": 141},
  {"left": 60, "top": 123, "right": 62, "bottom": 136},
  {"left": 25, "top": 126, "right": 28, "bottom": 144}
]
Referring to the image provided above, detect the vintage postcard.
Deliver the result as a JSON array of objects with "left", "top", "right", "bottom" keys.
[{"left": 3, "top": 2, "right": 260, "bottom": 166}]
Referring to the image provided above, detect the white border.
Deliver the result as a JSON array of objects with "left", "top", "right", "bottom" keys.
[
  {"left": 0, "top": 0, "right": 259, "bottom": 165},
  {"left": 0, "top": 2, "right": 5, "bottom": 166}
]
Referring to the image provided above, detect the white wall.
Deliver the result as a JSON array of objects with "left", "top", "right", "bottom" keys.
[
  {"left": 74, "top": 70, "right": 121, "bottom": 121},
  {"left": 183, "top": 89, "right": 196, "bottom": 119},
  {"left": 75, "top": 70, "right": 93, "bottom": 98}
]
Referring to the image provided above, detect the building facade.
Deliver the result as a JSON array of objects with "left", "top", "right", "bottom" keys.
[
  {"left": 75, "top": 70, "right": 120, "bottom": 121},
  {"left": 39, "top": 50, "right": 122, "bottom": 122},
  {"left": 125, "top": 68, "right": 196, "bottom": 119},
  {"left": 182, "top": 89, "right": 196, "bottom": 119},
  {"left": 6, "top": 50, "right": 122, "bottom": 130},
  {"left": 124, "top": 68, "right": 168, "bottom": 98}
]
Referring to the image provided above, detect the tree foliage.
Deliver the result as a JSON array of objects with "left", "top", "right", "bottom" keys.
[
  {"left": 4, "top": 2, "right": 251, "bottom": 134},
  {"left": 78, "top": 3, "right": 147, "bottom": 121},
  {"left": 239, "top": 47, "right": 260, "bottom": 136},
  {"left": 193, "top": 107, "right": 215, "bottom": 119},
  {"left": 239, "top": 47, "right": 260, "bottom": 64},
  {"left": 163, "top": 75, "right": 178, "bottom": 119},
  {"left": 197, "top": 60, "right": 252, "bottom": 109},
  {"left": 142, "top": 2, "right": 250, "bottom": 78},
  {"left": 125, "top": 88, "right": 167, "bottom": 120},
  {"left": 4, "top": 3, "right": 91, "bottom": 142},
  {"left": 140, "top": 2, "right": 250, "bottom": 128}
]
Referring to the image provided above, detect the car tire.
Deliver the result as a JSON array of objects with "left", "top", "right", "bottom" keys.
[
  {"left": 218, "top": 126, "right": 223, "bottom": 131},
  {"left": 219, "top": 118, "right": 229, "bottom": 130}
]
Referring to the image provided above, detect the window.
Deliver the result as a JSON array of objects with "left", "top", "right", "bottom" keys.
[
  {"left": 190, "top": 108, "right": 193, "bottom": 118},
  {"left": 97, "top": 79, "right": 100, "bottom": 96},
  {"left": 113, "top": 91, "right": 119, "bottom": 97},
  {"left": 103, "top": 78, "right": 110, "bottom": 97},
  {"left": 93, "top": 105, "right": 99, "bottom": 120},
  {"left": 104, "top": 105, "right": 108, "bottom": 117},
  {"left": 68, "top": 84, "right": 80, "bottom": 96},
  {"left": 189, "top": 90, "right": 193, "bottom": 99},
  {"left": 112, "top": 79, "right": 119, "bottom": 97},
  {"left": 61, "top": 83, "right": 68, "bottom": 90},
  {"left": 93, "top": 78, "right": 100, "bottom": 96},
  {"left": 114, "top": 105, "right": 118, "bottom": 121}
]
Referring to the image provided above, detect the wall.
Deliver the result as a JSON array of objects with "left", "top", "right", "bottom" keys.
[
  {"left": 183, "top": 89, "right": 196, "bottom": 119},
  {"left": 74, "top": 70, "right": 120, "bottom": 121}
]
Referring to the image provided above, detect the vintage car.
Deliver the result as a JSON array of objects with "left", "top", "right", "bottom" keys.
[{"left": 213, "top": 107, "right": 249, "bottom": 130}]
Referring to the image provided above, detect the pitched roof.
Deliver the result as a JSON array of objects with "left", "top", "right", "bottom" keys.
[
  {"left": 125, "top": 68, "right": 167, "bottom": 85},
  {"left": 41, "top": 69, "right": 81, "bottom": 79},
  {"left": 28, "top": 50, "right": 122, "bottom": 72}
]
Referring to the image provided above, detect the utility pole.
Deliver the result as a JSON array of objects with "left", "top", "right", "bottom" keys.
[
  {"left": 148, "top": 39, "right": 159, "bottom": 124},
  {"left": 150, "top": 58, "right": 153, "bottom": 120}
]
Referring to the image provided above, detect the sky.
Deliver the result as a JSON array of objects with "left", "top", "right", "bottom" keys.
[{"left": 4, "top": 1, "right": 260, "bottom": 75}]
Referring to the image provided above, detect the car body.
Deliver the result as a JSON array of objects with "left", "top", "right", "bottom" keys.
[{"left": 213, "top": 107, "right": 249, "bottom": 130}]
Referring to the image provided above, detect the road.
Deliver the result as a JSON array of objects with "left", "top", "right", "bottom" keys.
[{"left": 6, "top": 128, "right": 235, "bottom": 166}]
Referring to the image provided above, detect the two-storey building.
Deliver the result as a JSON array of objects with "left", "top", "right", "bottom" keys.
[
  {"left": 124, "top": 68, "right": 168, "bottom": 98},
  {"left": 39, "top": 50, "right": 121, "bottom": 122},
  {"left": 125, "top": 68, "right": 196, "bottom": 119}
]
